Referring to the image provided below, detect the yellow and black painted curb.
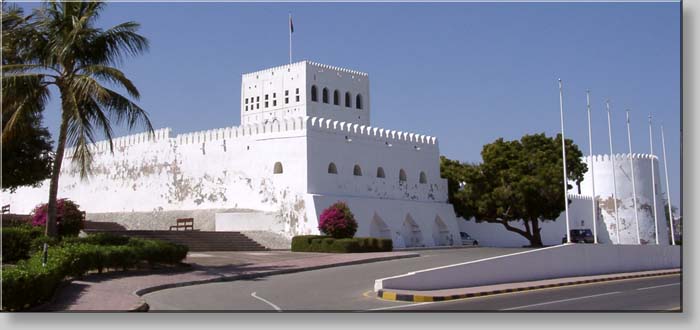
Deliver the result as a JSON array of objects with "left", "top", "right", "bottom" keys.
[{"left": 376, "top": 270, "right": 681, "bottom": 302}]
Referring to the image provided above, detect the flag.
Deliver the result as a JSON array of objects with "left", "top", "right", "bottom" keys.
[{"left": 289, "top": 15, "right": 294, "bottom": 33}]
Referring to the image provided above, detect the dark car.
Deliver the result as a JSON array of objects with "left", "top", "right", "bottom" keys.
[
  {"left": 562, "top": 229, "right": 595, "bottom": 244},
  {"left": 460, "top": 232, "right": 479, "bottom": 246}
]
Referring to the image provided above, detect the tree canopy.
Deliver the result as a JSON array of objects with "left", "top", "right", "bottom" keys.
[
  {"left": 2, "top": 1, "right": 152, "bottom": 236},
  {"left": 440, "top": 133, "right": 587, "bottom": 246}
]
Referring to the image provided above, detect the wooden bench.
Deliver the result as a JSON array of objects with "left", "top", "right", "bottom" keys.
[
  {"left": 169, "top": 218, "right": 194, "bottom": 231},
  {"left": 2, "top": 204, "right": 10, "bottom": 214}
]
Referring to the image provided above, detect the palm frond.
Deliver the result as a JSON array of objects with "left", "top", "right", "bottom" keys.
[
  {"left": 80, "top": 64, "right": 139, "bottom": 98},
  {"left": 88, "top": 21, "right": 149, "bottom": 65}
]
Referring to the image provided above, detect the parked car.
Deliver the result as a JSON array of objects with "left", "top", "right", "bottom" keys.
[
  {"left": 460, "top": 232, "right": 479, "bottom": 246},
  {"left": 562, "top": 229, "right": 595, "bottom": 244}
]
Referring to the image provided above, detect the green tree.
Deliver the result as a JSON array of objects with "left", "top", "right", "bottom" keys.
[
  {"left": 440, "top": 133, "right": 587, "bottom": 247},
  {"left": 2, "top": 4, "right": 53, "bottom": 192},
  {"left": 2, "top": 1, "right": 153, "bottom": 236},
  {"left": 1, "top": 110, "right": 54, "bottom": 192}
]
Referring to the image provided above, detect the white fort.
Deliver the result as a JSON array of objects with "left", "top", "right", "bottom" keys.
[
  {"left": 4, "top": 61, "right": 462, "bottom": 248},
  {"left": 4, "top": 61, "right": 669, "bottom": 248}
]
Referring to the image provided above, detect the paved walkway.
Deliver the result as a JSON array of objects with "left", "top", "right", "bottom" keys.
[{"left": 41, "top": 251, "right": 418, "bottom": 311}]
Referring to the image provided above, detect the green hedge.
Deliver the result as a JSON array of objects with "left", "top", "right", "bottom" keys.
[
  {"left": 291, "top": 235, "right": 393, "bottom": 253},
  {"left": 1, "top": 226, "right": 45, "bottom": 263},
  {"left": 1, "top": 237, "right": 188, "bottom": 311}
]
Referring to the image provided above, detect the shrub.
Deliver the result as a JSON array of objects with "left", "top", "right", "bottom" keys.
[
  {"left": 30, "top": 198, "right": 84, "bottom": 236},
  {"left": 318, "top": 202, "right": 358, "bottom": 239},
  {"left": 291, "top": 235, "right": 392, "bottom": 253},
  {"left": 62, "top": 233, "right": 131, "bottom": 246},
  {"left": 1, "top": 226, "right": 44, "bottom": 263},
  {"left": 1, "top": 237, "right": 189, "bottom": 311},
  {"left": 1, "top": 214, "right": 32, "bottom": 227}
]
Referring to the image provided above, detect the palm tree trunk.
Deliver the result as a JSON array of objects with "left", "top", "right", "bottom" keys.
[{"left": 46, "top": 96, "right": 71, "bottom": 237}]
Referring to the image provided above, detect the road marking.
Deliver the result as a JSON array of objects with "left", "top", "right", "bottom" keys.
[
  {"left": 367, "top": 302, "right": 434, "bottom": 311},
  {"left": 501, "top": 291, "right": 622, "bottom": 311},
  {"left": 251, "top": 292, "right": 282, "bottom": 312},
  {"left": 635, "top": 283, "right": 680, "bottom": 291}
]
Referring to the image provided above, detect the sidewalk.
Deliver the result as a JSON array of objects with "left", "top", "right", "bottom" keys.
[
  {"left": 376, "top": 268, "right": 681, "bottom": 302},
  {"left": 41, "top": 251, "right": 419, "bottom": 311}
]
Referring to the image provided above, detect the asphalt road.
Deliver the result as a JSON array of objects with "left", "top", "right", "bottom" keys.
[
  {"left": 371, "top": 274, "right": 681, "bottom": 312},
  {"left": 143, "top": 247, "right": 526, "bottom": 311},
  {"left": 143, "top": 248, "right": 680, "bottom": 312}
]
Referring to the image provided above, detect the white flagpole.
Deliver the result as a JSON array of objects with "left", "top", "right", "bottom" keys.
[
  {"left": 661, "top": 124, "right": 676, "bottom": 245},
  {"left": 289, "top": 13, "right": 292, "bottom": 64},
  {"left": 585, "top": 90, "right": 598, "bottom": 244},
  {"left": 606, "top": 100, "right": 621, "bottom": 244},
  {"left": 559, "top": 79, "right": 571, "bottom": 244},
  {"left": 626, "top": 109, "right": 641, "bottom": 245},
  {"left": 648, "top": 114, "right": 660, "bottom": 244}
]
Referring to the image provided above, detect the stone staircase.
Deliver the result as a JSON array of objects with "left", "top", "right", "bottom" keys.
[{"left": 87, "top": 230, "right": 267, "bottom": 252}]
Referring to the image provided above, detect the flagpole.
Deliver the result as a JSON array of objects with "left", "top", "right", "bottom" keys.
[
  {"left": 648, "top": 114, "right": 660, "bottom": 244},
  {"left": 558, "top": 79, "right": 571, "bottom": 244},
  {"left": 606, "top": 100, "right": 621, "bottom": 244},
  {"left": 626, "top": 109, "right": 641, "bottom": 245},
  {"left": 585, "top": 90, "right": 598, "bottom": 244},
  {"left": 289, "top": 13, "right": 292, "bottom": 64},
  {"left": 661, "top": 124, "right": 676, "bottom": 245}
]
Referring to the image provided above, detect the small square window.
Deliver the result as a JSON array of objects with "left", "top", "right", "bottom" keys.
[
  {"left": 273, "top": 93, "right": 276, "bottom": 98},
  {"left": 256, "top": 96, "right": 260, "bottom": 102},
  {"left": 285, "top": 90, "right": 289, "bottom": 96},
  {"left": 245, "top": 106, "right": 248, "bottom": 111},
  {"left": 256, "top": 104, "right": 260, "bottom": 109},
  {"left": 296, "top": 96, "right": 300, "bottom": 102},
  {"left": 285, "top": 98, "right": 289, "bottom": 104},
  {"left": 265, "top": 101, "right": 268, "bottom": 108},
  {"left": 245, "top": 98, "right": 248, "bottom": 104},
  {"left": 265, "top": 94, "right": 269, "bottom": 100},
  {"left": 273, "top": 100, "right": 277, "bottom": 106},
  {"left": 296, "top": 88, "right": 299, "bottom": 94}
]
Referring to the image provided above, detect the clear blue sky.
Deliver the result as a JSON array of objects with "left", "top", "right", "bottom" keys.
[{"left": 19, "top": 1, "right": 682, "bottom": 207}]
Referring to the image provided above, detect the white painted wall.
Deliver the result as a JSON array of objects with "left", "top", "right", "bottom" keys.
[
  {"left": 215, "top": 212, "right": 285, "bottom": 232},
  {"left": 580, "top": 154, "right": 669, "bottom": 245},
  {"left": 307, "top": 195, "right": 461, "bottom": 248},
  {"left": 375, "top": 244, "right": 681, "bottom": 291},
  {"left": 241, "top": 61, "right": 370, "bottom": 126},
  {"left": 2, "top": 61, "right": 460, "bottom": 246}
]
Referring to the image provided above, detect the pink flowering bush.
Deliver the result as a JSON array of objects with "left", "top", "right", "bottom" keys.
[
  {"left": 31, "top": 198, "right": 84, "bottom": 236},
  {"left": 318, "top": 202, "right": 358, "bottom": 238}
]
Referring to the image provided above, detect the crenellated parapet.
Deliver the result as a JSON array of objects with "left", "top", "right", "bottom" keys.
[
  {"left": 306, "top": 61, "right": 368, "bottom": 77},
  {"left": 306, "top": 116, "right": 437, "bottom": 146},
  {"left": 240, "top": 60, "right": 368, "bottom": 79},
  {"left": 64, "top": 128, "right": 172, "bottom": 155},
  {"left": 583, "top": 153, "right": 658, "bottom": 163},
  {"left": 567, "top": 193, "right": 595, "bottom": 201},
  {"left": 175, "top": 116, "right": 306, "bottom": 145},
  {"left": 241, "top": 61, "right": 307, "bottom": 78}
]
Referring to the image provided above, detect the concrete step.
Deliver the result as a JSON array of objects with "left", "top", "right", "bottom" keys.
[{"left": 86, "top": 230, "right": 267, "bottom": 251}]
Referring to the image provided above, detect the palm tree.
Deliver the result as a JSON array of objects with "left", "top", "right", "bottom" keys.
[{"left": 2, "top": 1, "right": 153, "bottom": 236}]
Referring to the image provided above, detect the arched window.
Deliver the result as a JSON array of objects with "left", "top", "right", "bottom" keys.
[
  {"left": 328, "top": 162, "right": 338, "bottom": 174},
  {"left": 273, "top": 162, "right": 283, "bottom": 174},
  {"left": 322, "top": 88, "right": 329, "bottom": 104},
  {"left": 345, "top": 92, "right": 352, "bottom": 107},
  {"left": 376, "top": 167, "right": 386, "bottom": 178},
  {"left": 333, "top": 90, "right": 340, "bottom": 105},
  {"left": 399, "top": 169, "right": 407, "bottom": 182},
  {"left": 355, "top": 94, "right": 363, "bottom": 109},
  {"left": 311, "top": 85, "right": 318, "bottom": 102},
  {"left": 419, "top": 171, "right": 427, "bottom": 184},
  {"left": 353, "top": 164, "right": 362, "bottom": 176}
]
